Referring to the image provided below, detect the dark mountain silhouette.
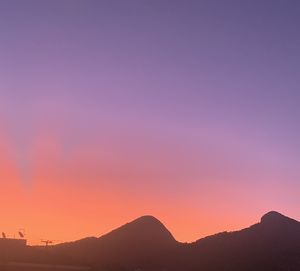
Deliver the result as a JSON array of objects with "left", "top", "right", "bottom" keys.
[
  {"left": 1, "top": 211, "right": 300, "bottom": 270},
  {"left": 51, "top": 215, "right": 178, "bottom": 269},
  {"left": 261, "top": 210, "right": 299, "bottom": 225},
  {"left": 174, "top": 211, "right": 300, "bottom": 271}
]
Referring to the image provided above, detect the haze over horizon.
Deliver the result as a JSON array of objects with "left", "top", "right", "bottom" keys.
[{"left": 0, "top": 0, "right": 300, "bottom": 245}]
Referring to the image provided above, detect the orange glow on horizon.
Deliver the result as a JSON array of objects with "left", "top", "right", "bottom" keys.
[{"left": 0, "top": 132, "right": 298, "bottom": 246}]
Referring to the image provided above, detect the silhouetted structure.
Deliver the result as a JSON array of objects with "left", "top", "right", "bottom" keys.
[
  {"left": 41, "top": 240, "right": 54, "bottom": 247},
  {"left": 0, "top": 211, "right": 300, "bottom": 271},
  {"left": 0, "top": 238, "right": 26, "bottom": 250}
]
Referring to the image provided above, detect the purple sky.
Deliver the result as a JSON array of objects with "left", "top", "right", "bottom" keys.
[{"left": 0, "top": 0, "right": 299, "bottom": 242}]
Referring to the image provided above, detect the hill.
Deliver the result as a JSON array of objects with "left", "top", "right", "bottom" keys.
[{"left": 1, "top": 211, "right": 300, "bottom": 270}]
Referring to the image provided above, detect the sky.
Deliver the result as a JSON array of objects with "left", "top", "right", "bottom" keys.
[{"left": 0, "top": 0, "right": 300, "bottom": 245}]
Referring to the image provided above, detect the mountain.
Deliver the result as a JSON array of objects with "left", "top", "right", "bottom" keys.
[
  {"left": 260, "top": 210, "right": 299, "bottom": 225},
  {"left": 51, "top": 215, "right": 178, "bottom": 269},
  {"left": 175, "top": 211, "right": 300, "bottom": 271},
  {"left": 1, "top": 211, "right": 300, "bottom": 270}
]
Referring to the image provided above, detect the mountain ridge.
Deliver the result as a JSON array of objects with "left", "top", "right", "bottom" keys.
[
  {"left": 1, "top": 211, "right": 299, "bottom": 271},
  {"left": 57, "top": 210, "right": 300, "bottom": 246}
]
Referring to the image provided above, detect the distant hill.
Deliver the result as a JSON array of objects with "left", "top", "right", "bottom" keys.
[
  {"left": 175, "top": 211, "right": 300, "bottom": 271},
  {"left": 1, "top": 211, "right": 300, "bottom": 270},
  {"left": 52, "top": 215, "right": 178, "bottom": 269}
]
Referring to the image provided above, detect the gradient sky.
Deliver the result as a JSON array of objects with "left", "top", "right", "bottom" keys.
[{"left": 0, "top": 0, "right": 300, "bottom": 245}]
